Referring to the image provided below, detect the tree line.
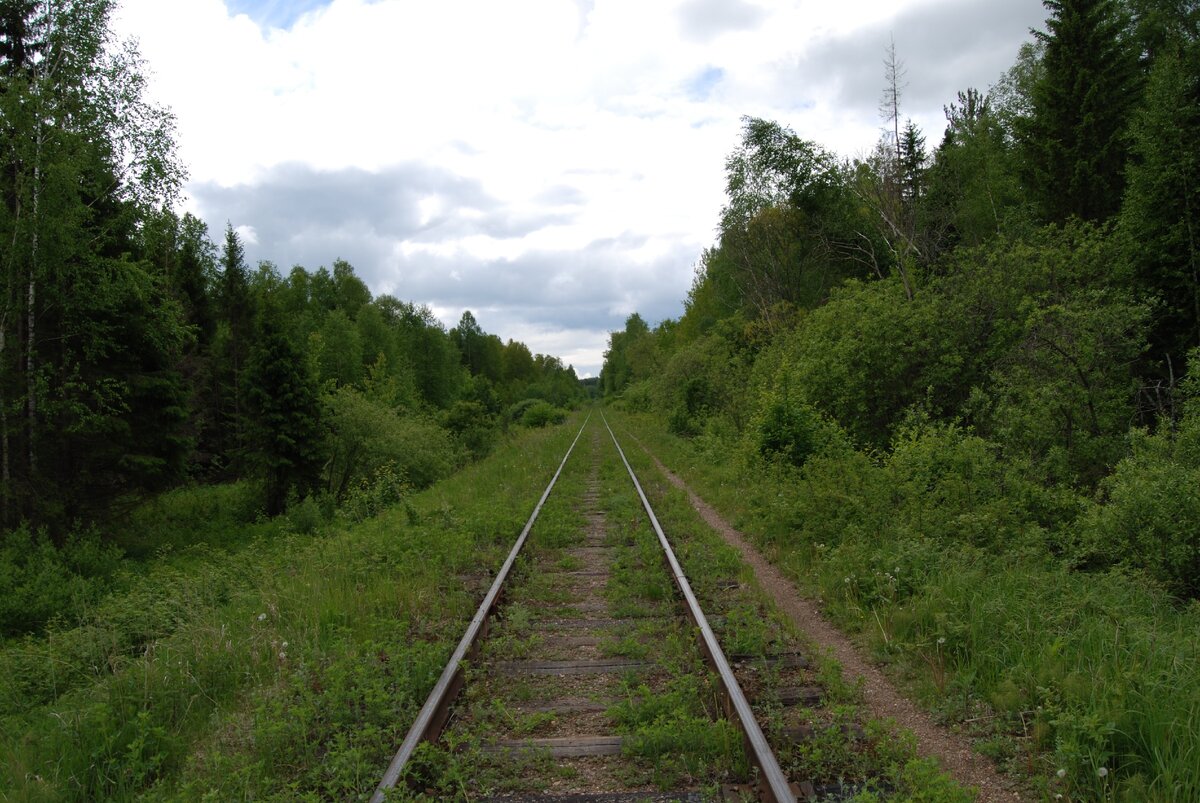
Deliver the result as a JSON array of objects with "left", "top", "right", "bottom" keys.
[
  {"left": 602, "top": 0, "right": 1200, "bottom": 597},
  {"left": 0, "top": 0, "right": 583, "bottom": 533}
]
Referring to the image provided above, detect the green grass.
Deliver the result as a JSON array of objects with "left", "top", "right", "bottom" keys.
[
  {"left": 609, "top": 409, "right": 1200, "bottom": 802},
  {"left": 0, "top": 416, "right": 588, "bottom": 802},
  {"left": 608, "top": 415, "right": 971, "bottom": 800},
  {"left": 411, "top": 420, "right": 747, "bottom": 797}
]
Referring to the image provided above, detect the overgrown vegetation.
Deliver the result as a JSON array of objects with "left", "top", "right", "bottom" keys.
[
  {"left": 0, "top": 0, "right": 585, "bottom": 639},
  {"left": 612, "top": 421, "right": 973, "bottom": 802},
  {"left": 601, "top": 1, "right": 1200, "bottom": 799},
  {"left": 0, "top": 416, "right": 586, "bottom": 800}
]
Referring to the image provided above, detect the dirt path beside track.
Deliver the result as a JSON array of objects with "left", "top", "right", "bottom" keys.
[{"left": 642, "top": 450, "right": 1027, "bottom": 803}]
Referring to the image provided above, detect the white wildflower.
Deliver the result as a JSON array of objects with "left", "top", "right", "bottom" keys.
[
  {"left": 257, "top": 612, "right": 267, "bottom": 621},
  {"left": 1056, "top": 768, "right": 1067, "bottom": 778}
]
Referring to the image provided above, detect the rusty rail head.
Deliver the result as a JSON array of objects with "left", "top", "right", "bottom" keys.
[
  {"left": 601, "top": 413, "right": 795, "bottom": 803},
  {"left": 370, "top": 414, "right": 591, "bottom": 803}
]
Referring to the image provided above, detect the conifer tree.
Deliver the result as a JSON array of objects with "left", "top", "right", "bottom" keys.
[
  {"left": 215, "top": 223, "right": 252, "bottom": 464},
  {"left": 1020, "top": 0, "right": 1140, "bottom": 223},
  {"left": 898, "top": 120, "right": 927, "bottom": 207},
  {"left": 0, "top": 0, "right": 185, "bottom": 527},
  {"left": 1120, "top": 16, "right": 1200, "bottom": 365},
  {"left": 177, "top": 214, "right": 216, "bottom": 343},
  {"left": 246, "top": 293, "right": 323, "bottom": 517}
]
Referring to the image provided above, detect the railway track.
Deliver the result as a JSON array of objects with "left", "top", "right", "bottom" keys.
[{"left": 371, "top": 413, "right": 859, "bottom": 802}]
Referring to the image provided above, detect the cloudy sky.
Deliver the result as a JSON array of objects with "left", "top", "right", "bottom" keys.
[{"left": 113, "top": 0, "right": 1048, "bottom": 376}]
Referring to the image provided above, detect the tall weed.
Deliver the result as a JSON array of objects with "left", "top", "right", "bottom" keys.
[
  {"left": 0, "top": 416, "right": 585, "bottom": 800},
  {"left": 613, "top": 410, "right": 1200, "bottom": 801}
]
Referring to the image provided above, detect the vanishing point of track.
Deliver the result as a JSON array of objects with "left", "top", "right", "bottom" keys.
[{"left": 372, "top": 413, "right": 813, "bottom": 802}]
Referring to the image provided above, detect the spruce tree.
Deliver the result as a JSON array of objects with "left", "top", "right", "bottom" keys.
[
  {"left": 214, "top": 223, "right": 252, "bottom": 466},
  {"left": 246, "top": 293, "right": 323, "bottom": 517},
  {"left": 1020, "top": 0, "right": 1141, "bottom": 223},
  {"left": 898, "top": 120, "right": 927, "bottom": 208},
  {"left": 176, "top": 214, "right": 216, "bottom": 343},
  {"left": 1120, "top": 24, "right": 1200, "bottom": 364}
]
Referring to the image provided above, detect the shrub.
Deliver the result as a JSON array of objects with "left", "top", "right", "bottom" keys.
[
  {"left": 324, "top": 387, "right": 460, "bottom": 500},
  {"left": 340, "top": 462, "right": 411, "bottom": 523},
  {"left": 0, "top": 527, "right": 123, "bottom": 637},
  {"left": 615, "top": 380, "right": 655, "bottom": 412},
  {"left": 1072, "top": 426, "right": 1200, "bottom": 598},
  {"left": 115, "top": 481, "right": 264, "bottom": 557},
  {"left": 286, "top": 493, "right": 331, "bottom": 535},
  {"left": 441, "top": 399, "right": 498, "bottom": 460},
  {"left": 754, "top": 395, "right": 839, "bottom": 467},
  {"left": 519, "top": 401, "right": 566, "bottom": 428},
  {"left": 749, "top": 373, "right": 848, "bottom": 468},
  {"left": 504, "top": 398, "right": 542, "bottom": 424},
  {"left": 886, "top": 421, "right": 1063, "bottom": 552}
]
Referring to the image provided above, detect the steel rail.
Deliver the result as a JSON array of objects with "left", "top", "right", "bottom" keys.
[
  {"left": 370, "top": 413, "right": 591, "bottom": 803},
  {"left": 602, "top": 413, "right": 795, "bottom": 803}
]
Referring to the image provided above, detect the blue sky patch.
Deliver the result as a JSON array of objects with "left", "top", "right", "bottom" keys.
[
  {"left": 684, "top": 66, "right": 725, "bottom": 101},
  {"left": 226, "top": 0, "right": 332, "bottom": 30}
]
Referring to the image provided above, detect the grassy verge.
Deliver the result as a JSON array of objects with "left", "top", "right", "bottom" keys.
[
  {"left": 608, "top": 410, "right": 1200, "bottom": 802},
  {"left": 611, "top": 418, "right": 972, "bottom": 802},
  {"left": 0, "top": 416, "right": 586, "bottom": 802}
]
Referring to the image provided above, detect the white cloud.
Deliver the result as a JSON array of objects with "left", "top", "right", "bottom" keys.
[
  {"left": 114, "top": 0, "right": 1047, "bottom": 375},
  {"left": 233, "top": 224, "right": 258, "bottom": 245}
]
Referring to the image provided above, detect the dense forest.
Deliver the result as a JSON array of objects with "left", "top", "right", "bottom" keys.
[
  {"left": 4, "top": 0, "right": 1200, "bottom": 798},
  {"left": 0, "top": 0, "right": 582, "bottom": 633},
  {"left": 604, "top": 0, "right": 1199, "bottom": 595},
  {"left": 602, "top": 0, "right": 1200, "bottom": 798}
]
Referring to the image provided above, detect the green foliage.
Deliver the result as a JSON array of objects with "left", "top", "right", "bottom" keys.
[
  {"left": 518, "top": 400, "right": 567, "bottom": 428},
  {"left": 246, "top": 295, "right": 325, "bottom": 517},
  {"left": 659, "top": 333, "right": 751, "bottom": 437},
  {"left": 323, "top": 386, "right": 459, "bottom": 502},
  {"left": 112, "top": 480, "right": 265, "bottom": 559},
  {"left": 1072, "top": 356, "right": 1200, "bottom": 595},
  {"left": 0, "top": 526, "right": 123, "bottom": 636},
  {"left": 313, "top": 308, "right": 364, "bottom": 387},
  {"left": 0, "top": 416, "right": 584, "bottom": 800},
  {"left": 715, "top": 117, "right": 872, "bottom": 319},
  {"left": 441, "top": 399, "right": 498, "bottom": 460},
  {"left": 983, "top": 286, "right": 1149, "bottom": 484},
  {"left": 757, "top": 277, "right": 936, "bottom": 448},
  {"left": 1119, "top": 30, "right": 1200, "bottom": 362},
  {"left": 1019, "top": 0, "right": 1141, "bottom": 223},
  {"left": 921, "top": 88, "right": 1028, "bottom": 255},
  {"left": 752, "top": 379, "right": 846, "bottom": 467},
  {"left": 600, "top": 312, "right": 653, "bottom": 395}
]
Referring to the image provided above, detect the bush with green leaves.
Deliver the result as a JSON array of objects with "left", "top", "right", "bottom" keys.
[
  {"left": 751, "top": 376, "right": 848, "bottom": 468},
  {"left": 614, "top": 379, "right": 655, "bottom": 412},
  {"left": 323, "top": 386, "right": 460, "bottom": 501},
  {"left": 760, "top": 277, "right": 937, "bottom": 448},
  {"left": 504, "top": 397, "right": 541, "bottom": 423},
  {"left": 0, "top": 527, "right": 124, "bottom": 637},
  {"left": 1071, "top": 351, "right": 1200, "bottom": 596},
  {"left": 441, "top": 399, "right": 499, "bottom": 460},
  {"left": 518, "top": 400, "right": 567, "bottom": 428}
]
